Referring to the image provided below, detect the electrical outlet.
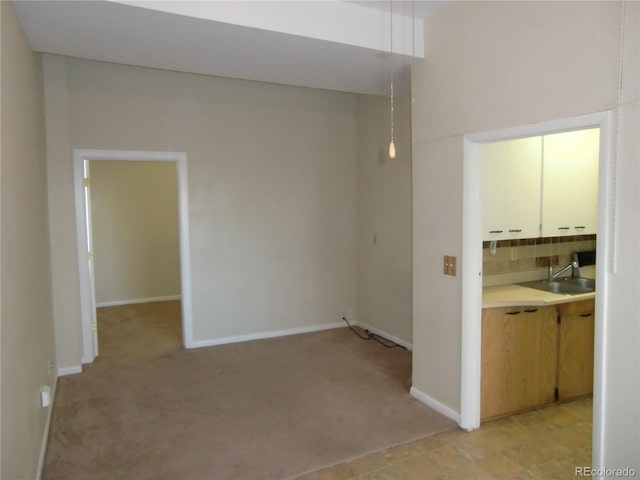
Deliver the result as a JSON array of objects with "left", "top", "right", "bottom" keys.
[
  {"left": 48, "top": 360, "right": 54, "bottom": 375},
  {"left": 40, "top": 385, "right": 51, "bottom": 408}
]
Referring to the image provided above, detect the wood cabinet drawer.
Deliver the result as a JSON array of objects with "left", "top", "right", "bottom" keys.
[{"left": 556, "top": 299, "right": 595, "bottom": 315}]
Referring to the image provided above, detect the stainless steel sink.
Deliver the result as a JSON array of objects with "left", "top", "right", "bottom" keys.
[
  {"left": 517, "top": 277, "right": 595, "bottom": 295},
  {"left": 556, "top": 277, "right": 596, "bottom": 289}
]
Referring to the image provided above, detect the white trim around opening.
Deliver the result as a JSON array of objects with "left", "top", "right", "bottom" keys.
[
  {"left": 460, "top": 111, "right": 613, "bottom": 468},
  {"left": 73, "top": 149, "right": 194, "bottom": 364}
]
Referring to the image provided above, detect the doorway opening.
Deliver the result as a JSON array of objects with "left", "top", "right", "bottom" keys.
[
  {"left": 460, "top": 111, "right": 613, "bottom": 463},
  {"left": 73, "top": 149, "right": 193, "bottom": 364}
]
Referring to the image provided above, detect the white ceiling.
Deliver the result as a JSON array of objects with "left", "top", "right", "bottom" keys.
[
  {"left": 349, "top": 0, "right": 452, "bottom": 18},
  {"left": 14, "top": 0, "right": 452, "bottom": 96}
]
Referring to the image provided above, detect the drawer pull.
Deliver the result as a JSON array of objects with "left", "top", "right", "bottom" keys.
[
  {"left": 524, "top": 309, "right": 538, "bottom": 313},
  {"left": 489, "top": 230, "right": 503, "bottom": 234},
  {"left": 579, "top": 312, "right": 593, "bottom": 317},
  {"left": 575, "top": 226, "right": 586, "bottom": 229},
  {"left": 558, "top": 227, "right": 570, "bottom": 230},
  {"left": 506, "top": 311, "right": 521, "bottom": 315},
  {"left": 509, "top": 229, "right": 522, "bottom": 233}
]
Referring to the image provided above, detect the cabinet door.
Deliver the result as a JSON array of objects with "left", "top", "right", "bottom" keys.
[
  {"left": 557, "top": 301, "right": 595, "bottom": 401},
  {"left": 541, "top": 128, "right": 599, "bottom": 237},
  {"left": 481, "top": 305, "right": 557, "bottom": 420},
  {"left": 480, "top": 137, "right": 542, "bottom": 241}
]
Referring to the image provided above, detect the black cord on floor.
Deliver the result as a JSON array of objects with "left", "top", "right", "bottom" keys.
[
  {"left": 343, "top": 316, "right": 371, "bottom": 340},
  {"left": 342, "top": 317, "right": 406, "bottom": 350}
]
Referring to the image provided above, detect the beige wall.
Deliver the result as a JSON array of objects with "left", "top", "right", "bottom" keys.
[
  {"left": 43, "top": 56, "right": 359, "bottom": 366},
  {"left": 44, "top": 55, "right": 417, "bottom": 366},
  {"left": 412, "top": 0, "right": 639, "bottom": 468},
  {"left": 0, "top": 2, "right": 56, "bottom": 478},
  {"left": 90, "top": 161, "right": 180, "bottom": 305},
  {"left": 356, "top": 94, "right": 412, "bottom": 344}
]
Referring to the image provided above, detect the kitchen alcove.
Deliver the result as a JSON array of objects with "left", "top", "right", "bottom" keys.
[{"left": 460, "top": 110, "right": 612, "bottom": 432}]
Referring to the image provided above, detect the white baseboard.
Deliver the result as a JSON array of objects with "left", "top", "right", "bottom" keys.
[
  {"left": 354, "top": 321, "right": 412, "bottom": 351},
  {"left": 58, "top": 365, "right": 82, "bottom": 376},
  {"left": 36, "top": 376, "right": 58, "bottom": 480},
  {"left": 190, "top": 322, "right": 346, "bottom": 349},
  {"left": 96, "top": 295, "right": 181, "bottom": 308},
  {"left": 410, "top": 386, "right": 461, "bottom": 424}
]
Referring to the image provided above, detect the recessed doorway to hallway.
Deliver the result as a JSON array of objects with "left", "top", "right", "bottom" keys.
[
  {"left": 73, "top": 148, "right": 193, "bottom": 365},
  {"left": 87, "top": 159, "right": 182, "bottom": 356}
]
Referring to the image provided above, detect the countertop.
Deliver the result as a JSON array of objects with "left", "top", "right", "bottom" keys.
[{"left": 482, "top": 283, "right": 595, "bottom": 308}]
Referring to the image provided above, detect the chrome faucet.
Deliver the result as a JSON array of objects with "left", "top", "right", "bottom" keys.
[{"left": 548, "top": 261, "right": 578, "bottom": 281}]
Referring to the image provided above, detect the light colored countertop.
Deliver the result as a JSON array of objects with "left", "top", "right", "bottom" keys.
[{"left": 482, "top": 284, "right": 595, "bottom": 308}]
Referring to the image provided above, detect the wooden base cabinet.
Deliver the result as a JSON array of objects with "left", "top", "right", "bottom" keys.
[
  {"left": 557, "top": 300, "right": 595, "bottom": 401},
  {"left": 481, "top": 305, "right": 558, "bottom": 420}
]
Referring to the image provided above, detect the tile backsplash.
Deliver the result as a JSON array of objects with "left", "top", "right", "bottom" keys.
[{"left": 483, "top": 235, "right": 596, "bottom": 280}]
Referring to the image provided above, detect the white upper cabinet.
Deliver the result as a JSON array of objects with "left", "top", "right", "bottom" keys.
[
  {"left": 480, "top": 136, "right": 542, "bottom": 240},
  {"left": 541, "top": 128, "right": 599, "bottom": 237}
]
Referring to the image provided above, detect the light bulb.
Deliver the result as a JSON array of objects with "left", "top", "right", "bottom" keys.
[{"left": 389, "top": 141, "right": 396, "bottom": 159}]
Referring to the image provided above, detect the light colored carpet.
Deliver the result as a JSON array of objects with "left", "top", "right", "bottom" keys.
[{"left": 43, "top": 301, "right": 455, "bottom": 480}]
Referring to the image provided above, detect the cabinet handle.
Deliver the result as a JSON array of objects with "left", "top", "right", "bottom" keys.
[
  {"left": 489, "top": 230, "right": 503, "bottom": 234},
  {"left": 575, "top": 226, "right": 586, "bottom": 229},
  {"left": 558, "top": 227, "right": 570, "bottom": 230},
  {"left": 509, "top": 229, "right": 522, "bottom": 233},
  {"left": 506, "top": 311, "right": 522, "bottom": 315},
  {"left": 524, "top": 309, "right": 538, "bottom": 313},
  {"left": 579, "top": 312, "right": 593, "bottom": 317}
]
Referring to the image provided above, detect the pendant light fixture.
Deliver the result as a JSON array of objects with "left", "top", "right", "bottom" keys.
[{"left": 388, "top": 0, "right": 396, "bottom": 159}]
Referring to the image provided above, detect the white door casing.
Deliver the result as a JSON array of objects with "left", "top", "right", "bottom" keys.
[
  {"left": 461, "top": 112, "right": 612, "bottom": 467},
  {"left": 83, "top": 160, "right": 99, "bottom": 356},
  {"left": 73, "top": 149, "right": 194, "bottom": 363}
]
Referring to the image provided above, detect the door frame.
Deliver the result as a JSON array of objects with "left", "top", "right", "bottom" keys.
[
  {"left": 460, "top": 111, "right": 613, "bottom": 457},
  {"left": 73, "top": 149, "right": 194, "bottom": 363}
]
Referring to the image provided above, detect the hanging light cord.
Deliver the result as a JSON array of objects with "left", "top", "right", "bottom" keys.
[
  {"left": 390, "top": 79, "right": 394, "bottom": 145},
  {"left": 610, "top": 0, "right": 626, "bottom": 273}
]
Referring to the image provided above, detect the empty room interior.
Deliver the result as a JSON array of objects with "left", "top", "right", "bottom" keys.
[{"left": 1, "top": 1, "right": 639, "bottom": 479}]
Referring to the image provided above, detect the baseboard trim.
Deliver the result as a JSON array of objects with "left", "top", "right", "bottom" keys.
[
  {"left": 96, "top": 295, "right": 181, "bottom": 308},
  {"left": 36, "top": 376, "right": 58, "bottom": 480},
  {"left": 355, "top": 322, "right": 412, "bottom": 351},
  {"left": 58, "top": 365, "right": 82, "bottom": 376},
  {"left": 190, "top": 322, "right": 346, "bottom": 349},
  {"left": 410, "top": 386, "right": 461, "bottom": 424}
]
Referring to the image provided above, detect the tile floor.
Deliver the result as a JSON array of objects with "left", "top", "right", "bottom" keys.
[{"left": 300, "top": 397, "right": 592, "bottom": 479}]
